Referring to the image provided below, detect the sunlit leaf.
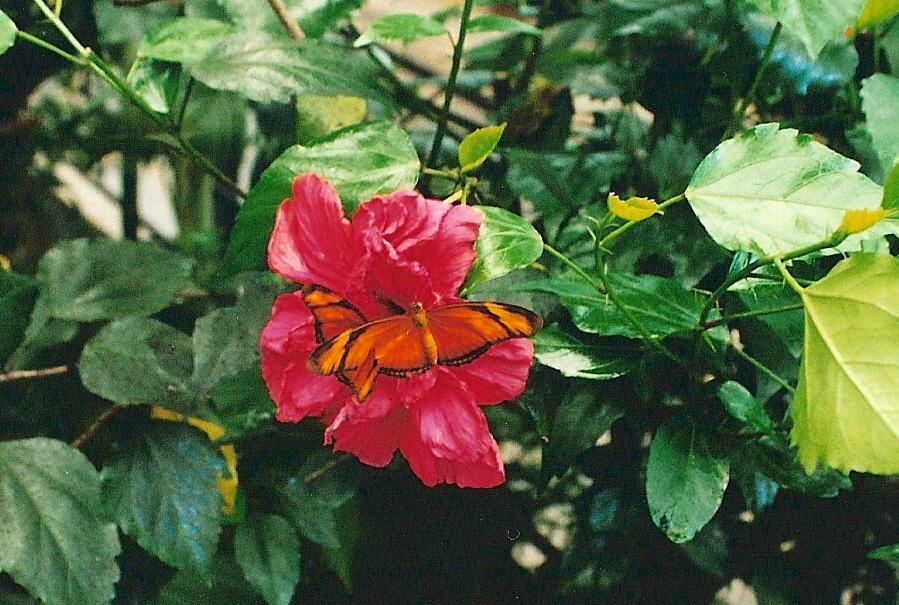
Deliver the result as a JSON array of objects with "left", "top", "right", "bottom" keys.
[
  {"left": 748, "top": 0, "right": 865, "bottom": 58},
  {"left": 646, "top": 413, "right": 729, "bottom": 543},
  {"left": 0, "top": 9, "right": 17, "bottom": 56},
  {"left": 884, "top": 157, "right": 899, "bottom": 209},
  {"left": 534, "top": 324, "right": 635, "bottom": 380},
  {"left": 458, "top": 123, "right": 506, "bottom": 173},
  {"left": 0, "top": 438, "right": 120, "bottom": 605},
  {"left": 235, "top": 514, "right": 300, "bottom": 605},
  {"left": 138, "top": 17, "right": 235, "bottom": 63},
  {"left": 295, "top": 94, "right": 367, "bottom": 143},
  {"left": 354, "top": 13, "right": 446, "bottom": 46},
  {"left": 686, "top": 123, "right": 896, "bottom": 256},
  {"left": 464, "top": 206, "right": 543, "bottom": 290},
  {"left": 856, "top": 0, "right": 899, "bottom": 27},
  {"left": 790, "top": 253, "right": 899, "bottom": 474},
  {"left": 220, "top": 122, "right": 419, "bottom": 277},
  {"left": 860, "top": 74, "right": 899, "bottom": 175}
]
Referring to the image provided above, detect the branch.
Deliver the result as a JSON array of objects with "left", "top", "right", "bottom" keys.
[
  {"left": 70, "top": 406, "right": 119, "bottom": 449},
  {"left": 266, "top": 0, "right": 305, "bottom": 41},
  {"left": 0, "top": 365, "right": 69, "bottom": 383}
]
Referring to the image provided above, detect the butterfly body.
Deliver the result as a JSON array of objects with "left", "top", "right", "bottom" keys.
[{"left": 303, "top": 285, "right": 542, "bottom": 401}]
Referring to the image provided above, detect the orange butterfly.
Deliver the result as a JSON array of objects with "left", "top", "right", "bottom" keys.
[{"left": 303, "top": 284, "right": 543, "bottom": 401}]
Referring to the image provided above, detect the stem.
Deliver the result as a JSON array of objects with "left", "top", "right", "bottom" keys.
[
  {"left": 70, "top": 406, "right": 118, "bottom": 449},
  {"left": 0, "top": 365, "right": 68, "bottom": 383},
  {"left": 543, "top": 243, "right": 603, "bottom": 290},
  {"left": 701, "top": 302, "right": 804, "bottom": 329},
  {"left": 122, "top": 153, "right": 138, "bottom": 239},
  {"left": 426, "top": 0, "right": 475, "bottom": 171},
  {"left": 266, "top": 0, "right": 305, "bottom": 40},
  {"left": 773, "top": 258, "right": 804, "bottom": 294},
  {"left": 304, "top": 452, "right": 350, "bottom": 483},
  {"left": 727, "top": 21, "right": 782, "bottom": 138},
  {"left": 16, "top": 30, "right": 84, "bottom": 64},
  {"left": 596, "top": 193, "right": 685, "bottom": 250},
  {"left": 32, "top": 0, "right": 88, "bottom": 55},
  {"left": 176, "top": 77, "right": 195, "bottom": 131},
  {"left": 731, "top": 345, "right": 795, "bottom": 395}
]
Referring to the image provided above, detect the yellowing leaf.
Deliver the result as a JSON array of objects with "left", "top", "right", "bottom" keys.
[
  {"left": 856, "top": 0, "right": 899, "bottom": 28},
  {"left": 151, "top": 406, "right": 226, "bottom": 441},
  {"left": 790, "top": 254, "right": 899, "bottom": 475},
  {"left": 458, "top": 124, "right": 506, "bottom": 173},
  {"left": 607, "top": 192, "right": 660, "bottom": 221},
  {"left": 837, "top": 208, "right": 887, "bottom": 234}
]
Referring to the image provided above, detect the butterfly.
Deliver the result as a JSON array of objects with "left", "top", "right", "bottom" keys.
[{"left": 303, "top": 284, "right": 543, "bottom": 402}]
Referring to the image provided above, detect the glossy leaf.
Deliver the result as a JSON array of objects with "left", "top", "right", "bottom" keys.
[
  {"left": 0, "top": 9, "right": 16, "bottom": 56},
  {"left": 464, "top": 206, "right": 543, "bottom": 290},
  {"left": 191, "top": 33, "right": 388, "bottom": 104},
  {"left": 748, "top": 0, "right": 865, "bottom": 58},
  {"left": 102, "top": 422, "right": 224, "bottom": 576},
  {"left": 0, "top": 438, "right": 120, "bottom": 605},
  {"left": 79, "top": 317, "right": 193, "bottom": 407},
  {"left": 467, "top": 15, "right": 542, "bottom": 36},
  {"left": 458, "top": 124, "right": 506, "bottom": 173},
  {"left": 646, "top": 413, "right": 729, "bottom": 543},
  {"left": 790, "top": 254, "right": 899, "bottom": 474},
  {"left": 717, "top": 381, "right": 776, "bottom": 436},
  {"left": 544, "top": 385, "right": 624, "bottom": 478},
  {"left": 35, "top": 239, "right": 194, "bottom": 322},
  {"left": 354, "top": 13, "right": 446, "bottom": 46},
  {"left": 138, "top": 17, "right": 235, "bottom": 63},
  {"left": 534, "top": 324, "right": 635, "bottom": 380},
  {"left": 860, "top": 74, "right": 899, "bottom": 175},
  {"left": 686, "top": 123, "right": 895, "bottom": 256},
  {"left": 221, "top": 121, "right": 419, "bottom": 277},
  {"left": 235, "top": 514, "right": 300, "bottom": 605}
]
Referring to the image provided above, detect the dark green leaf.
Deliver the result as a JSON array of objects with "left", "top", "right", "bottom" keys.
[
  {"left": 646, "top": 413, "right": 729, "bottom": 543},
  {"left": 35, "top": 238, "right": 194, "bottom": 322},
  {"left": 319, "top": 497, "right": 360, "bottom": 591},
  {"left": 78, "top": 317, "right": 193, "bottom": 407},
  {"left": 0, "top": 9, "right": 16, "bottom": 56},
  {"left": 458, "top": 124, "right": 506, "bottom": 173},
  {"left": 868, "top": 543, "right": 899, "bottom": 562},
  {"left": 716, "top": 381, "right": 776, "bottom": 436},
  {"left": 354, "top": 13, "right": 447, "bottom": 46},
  {"left": 534, "top": 324, "right": 635, "bottom": 380},
  {"left": 235, "top": 514, "right": 300, "bottom": 605},
  {"left": 138, "top": 17, "right": 235, "bottom": 63},
  {"left": 744, "top": 436, "right": 851, "bottom": 497},
  {"left": 152, "top": 557, "right": 262, "bottom": 605},
  {"left": 0, "top": 438, "right": 120, "bottom": 605},
  {"left": 101, "top": 422, "right": 223, "bottom": 576},
  {"left": 0, "top": 271, "right": 37, "bottom": 362},
  {"left": 190, "top": 32, "right": 389, "bottom": 104},
  {"left": 467, "top": 15, "right": 542, "bottom": 36},
  {"left": 221, "top": 121, "right": 419, "bottom": 277},
  {"left": 544, "top": 385, "right": 624, "bottom": 478},
  {"left": 207, "top": 369, "right": 275, "bottom": 440},
  {"left": 8, "top": 295, "right": 78, "bottom": 370},
  {"left": 737, "top": 284, "right": 804, "bottom": 357},
  {"left": 464, "top": 206, "right": 543, "bottom": 290}
]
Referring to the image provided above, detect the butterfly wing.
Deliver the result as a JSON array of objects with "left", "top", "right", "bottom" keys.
[
  {"left": 427, "top": 301, "right": 543, "bottom": 366},
  {"left": 302, "top": 284, "right": 367, "bottom": 343}
]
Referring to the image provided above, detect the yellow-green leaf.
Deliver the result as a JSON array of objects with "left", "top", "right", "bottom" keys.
[
  {"left": 856, "top": 0, "right": 899, "bottom": 28},
  {"left": 0, "top": 9, "right": 17, "bottom": 56},
  {"left": 790, "top": 253, "right": 899, "bottom": 474},
  {"left": 458, "top": 124, "right": 506, "bottom": 173}
]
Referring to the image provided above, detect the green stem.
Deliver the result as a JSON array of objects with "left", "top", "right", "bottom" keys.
[
  {"left": 727, "top": 21, "right": 782, "bottom": 138},
  {"left": 731, "top": 345, "right": 795, "bottom": 395},
  {"left": 773, "top": 258, "right": 804, "bottom": 294},
  {"left": 176, "top": 76, "right": 195, "bottom": 131},
  {"left": 16, "top": 30, "right": 84, "bottom": 64},
  {"left": 596, "top": 193, "right": 685, "bottom": 250},
  {"left": 32, "top": 0, "right": 87, "bottom": 55},
  {"left": 543, "top": 243, "right": 603, "bottom": 290},
  {"left": 701, "top": 302, "right": 804, "bottom": 329},
  {"left": 426, "top": 0, "right": 475, "bottom": 171}
]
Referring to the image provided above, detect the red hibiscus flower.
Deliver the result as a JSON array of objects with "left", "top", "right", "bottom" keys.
[{"left": 259, "top": 173, "right": 536, "bottom": 488}]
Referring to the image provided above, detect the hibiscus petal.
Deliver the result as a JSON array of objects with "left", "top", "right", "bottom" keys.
[
  {"left": 449, "top": 339, "right": 534, "bottom": 405},
  {"left": 399, "top": 376, "right": 505, "bottom": 488},
  {"left": 326, "top": 383, "right": 406, "bottom": 467},
  {"left": 268, "top": 174, "right": 362, "bottom": 292}
]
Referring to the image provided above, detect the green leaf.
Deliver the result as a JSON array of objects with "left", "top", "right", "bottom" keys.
[
  {"left": 868, "top": 543, "right": 899, "bottom": 562},
  {"left": 299, "top": 0, "right": 364, "bottom": 39},
  {"left": 101, "top": 422, "right": 224, "bottom": 576},
  {"left": 748, "top": 0, "right": 865, "bottom": 58},
  {"left": 35, "top": 238, "right": 194, "bottom": 322},
  {"left": 220, "top": 121, "right": 420, "bottom": 277},
  {"left": 152, "top": 557, "right": 262, "bottom": 605},
  {"left": 467, "top": 14, "right": 542, "bottom": 36},
  {"left": 0, "top": 438, "right": 120, "bottom": 605},
  {"left": 0, "top": 9, "right": 17, "bottom": 56},
  {"left": 686, "top": 123, "right": 895, "bottom": 257},
  {"left": 646, "top": 413, "right": 730, "bottom": 544},
  {"left": 138, "top": 17, "right": 235, "bottom": 63},
  {"left": 128, "top": 58, "right": 181, "bottom": 114},
  {"left": 544, "top": 385, "right": 624, "bottom": 478},
  {"left": 745, "top": 436, "right": 851, "bottom": 496},
  {"left": 235, "top": 514, "right": 300, "bottom": 605},
  {"left": 856, "top": 0, "right": 899, "bottom": 27},
  {"left": 8, "top": 295, "right": 78, "bottom": 370},
  {"left": 354, "top": 13, "right": 447, "bottom": 46},
  {"left": 534, "top": 324, "right": 635, "bottom": 380},
  {"left": 190, "top": 273, "right": 286, "bottom": 397},
  {"left": 884, "top": 157, "right": 899, "bottom": 209},
  {"left": 518, "top": 274, "right": 707, "bottom": 338},
  {"left": 79, "top": 317, "right": 193, "bottom": 407},
  {"left": 789, "top": 253, "right": 899, "bottom": 474},
  {"left": 0, "top": 271, "right": 37, "bottom": 361},
  {"left": 295, "top": 94, "right": 367, "bottom": 143},
  {"left": 207, "top": 369, "right": 275, "bottom": 440},
  {"left": 717, "top": 381, "right": 776, "bottom": 436},
  {"left": 190, "top": 32, "right": 388, "bottom": 104},
  {"left": 464, "top": 206, "right": 543, "bottom": 290},
  {"left": 458, "top": 124, "right": 506, "bottom": 173},
  {"left": 860, "top": 74, "right": 899, "bottom": 176}
]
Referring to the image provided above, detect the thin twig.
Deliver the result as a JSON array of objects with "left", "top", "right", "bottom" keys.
[
  {"left": 731, "top": 345, "right": 795, "bottom": 395},
  {"left": 304, "top": 452, "right": 351, "bottom": 483},
  {"left": 266, "top": 0, "right": 305, "bottom": 40},
  {"left": 70, "top": 406, "right": 119, "bottom": 449},
  {"left": 701, "top": 302, "right": 805, "bottom": 329},
  {"left": 726, "top": 21, "right": 782, "bottom": 139},
  {"left": 0, "top": 365, "right": 69, "bottom": 383}
]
